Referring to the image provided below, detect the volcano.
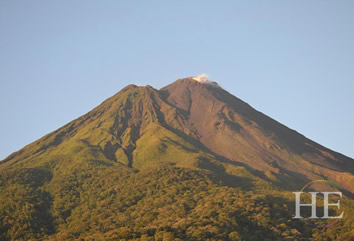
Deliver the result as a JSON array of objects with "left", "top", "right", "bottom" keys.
[{"left": 1, "top": 76, "right": 353, "bottom": 240}]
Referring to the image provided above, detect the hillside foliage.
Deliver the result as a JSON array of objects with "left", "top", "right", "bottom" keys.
[{"left": 0, "top": 162, "right": 353, "bottom": 241}]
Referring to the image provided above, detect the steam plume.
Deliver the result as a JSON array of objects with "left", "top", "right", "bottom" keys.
[{"left": 192, "top": 74, "right": 219, "bottom": 87}]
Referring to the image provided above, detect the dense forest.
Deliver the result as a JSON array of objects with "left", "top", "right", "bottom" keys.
[{"left": 0, "top": 161, "right": 353, "bottom": 240}]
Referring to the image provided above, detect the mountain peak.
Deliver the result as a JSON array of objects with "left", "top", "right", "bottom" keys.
[
  {"left": 2, "top": 76, "right": 354, "bottom": 195},
  {"left": 174, "top": 74, "right": 220, "bottom": 88}
]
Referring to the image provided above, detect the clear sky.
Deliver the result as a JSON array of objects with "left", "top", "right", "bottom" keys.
[{"left": 1, "top": 1, "right": 353, "bottom": 159}]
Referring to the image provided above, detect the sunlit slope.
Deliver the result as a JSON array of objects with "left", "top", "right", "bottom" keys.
[{"left": 161, "top": 78, "right": 354, "bottom": 193}]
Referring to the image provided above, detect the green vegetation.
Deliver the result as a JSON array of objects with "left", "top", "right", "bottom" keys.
[
  {"left": 1, "top": 81, "right": 353, "bottom": 240},
  {"left": 0, "top": 162, "right": 353, "bottom": 241}
]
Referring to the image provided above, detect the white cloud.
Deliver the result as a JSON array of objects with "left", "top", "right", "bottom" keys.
[
  {"left": 192, "top": 73, "right": 209, "bottom": 83},
  {"left": 192, "top": 74, "right": 219, "bottom": 87}
]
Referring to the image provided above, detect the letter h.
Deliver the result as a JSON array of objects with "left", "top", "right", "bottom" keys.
[{"left": 293, "top": 192, "right": 319, "bottom": 219}]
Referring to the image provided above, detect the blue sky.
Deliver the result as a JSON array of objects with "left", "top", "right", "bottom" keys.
[{"left": 0, "top": 0, "right": 353, "bottom": 159}]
